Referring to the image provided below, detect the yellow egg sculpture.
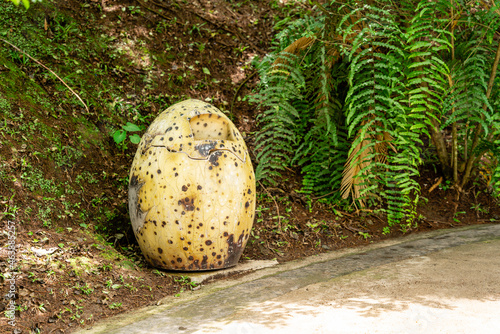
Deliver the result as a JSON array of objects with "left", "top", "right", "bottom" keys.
[{"left": 128, "top": 99, "right": 256, "bottom": 271}]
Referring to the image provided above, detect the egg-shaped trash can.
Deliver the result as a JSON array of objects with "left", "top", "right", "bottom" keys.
[{"left": 128, "top": 99, "right": 256, "bottom": 271}]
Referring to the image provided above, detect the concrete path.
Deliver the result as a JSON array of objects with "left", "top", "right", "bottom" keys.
[{"left": 77, "top": 224, "right": 500, "bottom": 334}]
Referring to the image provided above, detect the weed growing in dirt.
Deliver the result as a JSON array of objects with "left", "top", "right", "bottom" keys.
[
  {"left": 112, "top": 122, "right": 143, "bottom": 149},
  {"left": 174, "top": 276, "right": 199, "bottom": 296}
]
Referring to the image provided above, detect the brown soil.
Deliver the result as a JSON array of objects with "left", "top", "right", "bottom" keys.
[{"left": 0, "top": 1, "right": 498, "bottom": 334}]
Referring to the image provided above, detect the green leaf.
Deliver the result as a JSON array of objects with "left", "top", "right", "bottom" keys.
[
  {"left": 202, "top": 67, "right": 210, "bottom": 75},
  {"left": 122, "top": 122, "right": 141, "bottom": 132},
  {"left": 129, "top": 134, "right": 141, "bottom": 144},
  {"left": 21, "top": 0, "right": 30, "bottom": 9},
  {"left": 113, "top": 130, "right": 127, "bottom": 144}
]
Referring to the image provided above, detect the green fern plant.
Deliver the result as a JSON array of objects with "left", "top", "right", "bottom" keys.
[{"left": 252, "top": 0, "right": 500, "bottom": 227}]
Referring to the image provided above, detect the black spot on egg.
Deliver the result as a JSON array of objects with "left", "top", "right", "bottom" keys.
[
  {"left": 245, "top": 201, "right": 250, "bottom": 208},
  {"left": 205, "top": 240, "right": 212, "bottom": 246},
  {"left": 177, "top": 258, "right": 183, "bottom": 263},
  {"left": 158, "top": 248, "right": 163, "bottom": 254},
  {"left": 183, "top": 247, "right": 188, "bottom": 251},
  {"left": 182, "top": 185, "right": 188, "bottom": 191},
  {"left": 197, "top": 185, "right": 202, "bottom": 190},
  {"left": 178, "top": 197, "right": 195, "bottom": 211},
  {"left": 201, "top": 255, "right": 208, "bottom": 269}
]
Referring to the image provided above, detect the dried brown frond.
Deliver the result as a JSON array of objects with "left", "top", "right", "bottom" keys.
[
  {"left": 283, "top": 36, "right": 316, "bottom": 54},
  {"left": 341, "top": 123, "right": 373, "bottom": 207},
  {"left": 272, "top": 37, "right": 316, "bottom": 68},
  {"left": 341, "top": 120, "right": 395, "bottom": 207}
]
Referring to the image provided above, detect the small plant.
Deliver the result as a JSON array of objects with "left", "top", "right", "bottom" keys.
[
  {"left": 100, "top": 264, "right": 113, "bottom": 272},
  {"left": 358, "top": 232, "right": 371, "bottom": 240},
  {"left": 16, "top": 305, "right": 28, "bottom": 313},
  {"left": 306, "top": 222, "right": 321, "bottom": 234},
  {"left": 75, "top": 283, "right": 94, "bottom": 295},
  {"left": 38, "top": 303, "right": 46, "bottom": 312},
  {"left": 152, "top": 269, "right": 165, "bottom": 277},
  {"left": 439, "top": 180, "right": 453, "bottom": 191},
  {"left": 276, "top": 241, "right": 288, "bottom": 248},
  {"left": 453, "top": 211, "right": 466, "bottom": 223},
  {"left": 174, "top": 276, "right": 199, "bottom": 291},
  {"left": 109, "top": 302, "right": 122, "bottom": 309},
  {"left": 112, "top": 122, "right": 143, "bottom": 149},
  {"left": 27, "top": 272, "right": 41, "bottom": 283},
  {"left": 471, "top": 203, "right": 489, "bottom": 215}
]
